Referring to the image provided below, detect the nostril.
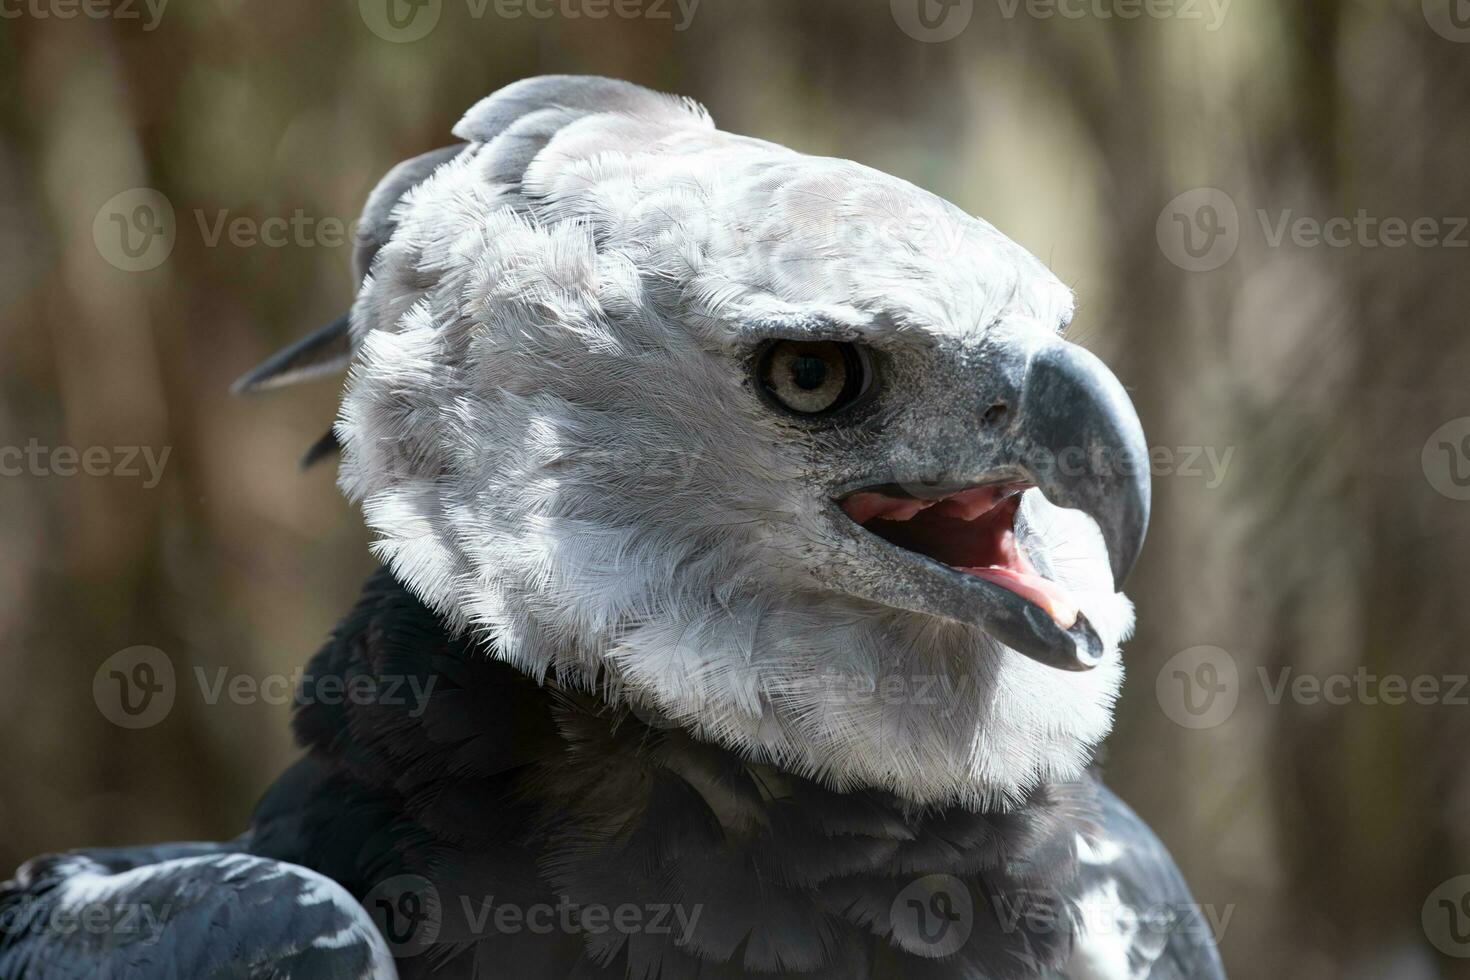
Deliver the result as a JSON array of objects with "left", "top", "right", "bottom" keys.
[{"left": 980, "top": 403, "right": 1009, "bottom": 427}]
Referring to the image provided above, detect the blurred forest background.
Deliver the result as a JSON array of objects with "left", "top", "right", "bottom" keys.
[{"left": 2, "top": 0, "right": 1469, "bottom": 976}]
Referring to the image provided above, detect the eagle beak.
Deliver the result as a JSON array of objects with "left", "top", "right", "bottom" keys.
[
  {"left": 1010, "top": 343, "right": 1151, "bottom": 594},
  {"left": 835, "top": 338, "right": 1150, "bottom": 672},
  {"left": 977, "top": 341, "right": 1151, "bottom": 670}
]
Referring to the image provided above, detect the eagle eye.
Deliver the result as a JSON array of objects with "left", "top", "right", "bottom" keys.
[{"left": 757, "top": 340, "right": 871, "bottom": 417}]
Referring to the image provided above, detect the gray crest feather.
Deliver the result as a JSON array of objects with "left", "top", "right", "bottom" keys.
[
  {"left": 451, "top": 74, "right": 710, "bottom": 145},
  {"left": 231, "top": 76, "right": 706, "bottom": 403},
  {"left": 231, "top": 147, "right": 468, "bottom": 400},
  {"left": 354, "top": 144, "right": 469, "bottom": 284}
]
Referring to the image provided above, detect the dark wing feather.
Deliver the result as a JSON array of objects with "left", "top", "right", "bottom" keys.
[
  {"left": 231, "top": 312, "right": 353, "bottom": 395},
  {"left": 300, "top": 428, "right": 342, "bottom": 470},
  {"left": 0, "top": 844, "right": 395, "bottom": 979}
]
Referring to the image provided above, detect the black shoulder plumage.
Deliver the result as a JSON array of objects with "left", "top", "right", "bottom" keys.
[
  {"left": 1, "top": 570, "right": 1225, "bottom": 979},
  {"left": 245, "top": 570, "right": 1222, "bottom": 979}
]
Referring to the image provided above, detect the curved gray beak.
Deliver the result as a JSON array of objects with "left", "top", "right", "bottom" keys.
[
  {"left": 1011, "top": 343, "right": 1151, "bottom": 594},
  {"left": 982, "top": 341, "right": 1151, "bottom": 670}
]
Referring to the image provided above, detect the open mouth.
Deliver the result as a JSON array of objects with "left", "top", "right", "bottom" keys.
[{"left": 839, "top": 483, "right": 1080, "bottom": 630}]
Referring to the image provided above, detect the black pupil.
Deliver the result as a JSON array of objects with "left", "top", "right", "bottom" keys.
[{"left": 790, "top": 355, "right": 828, "bottom": 391}]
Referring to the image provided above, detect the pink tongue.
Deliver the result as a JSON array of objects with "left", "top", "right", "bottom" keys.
[
  {"left": 840, "top": 486, "right": 1081, "bottom": 630},
  {"left": 963, "top": 565, "right": 1081, "bottom": 630}
]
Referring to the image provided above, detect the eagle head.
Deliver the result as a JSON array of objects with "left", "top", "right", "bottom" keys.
[{"left": 267, "top": 77, "right": 1150, "bottom": 809}]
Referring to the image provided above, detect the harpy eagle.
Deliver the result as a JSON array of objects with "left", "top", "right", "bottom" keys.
[{"left": 0, "top": 76, "right": 1227, "bottom": 979}]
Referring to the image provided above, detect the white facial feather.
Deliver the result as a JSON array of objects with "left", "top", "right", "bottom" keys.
[{"left": 336, "top": 76, "right": 1132, "bottom": 810}]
